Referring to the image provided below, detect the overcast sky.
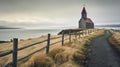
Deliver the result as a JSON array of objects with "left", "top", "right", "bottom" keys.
[{"left": 0, "top": 0, "right": 120, "bottom": 29}]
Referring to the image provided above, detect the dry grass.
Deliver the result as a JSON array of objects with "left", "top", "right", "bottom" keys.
[
  {"left": 20, "top": 46, "right": 85, "bottom": 67},
  {"left": 18, "top": 29, "right": 105, "bottom": 67},
  {"left": 0, "top": 30, "right": 104, "bottom": 67},
  {"left": 109, "top": 30, "right": 120, "bottom": 51},
  {"left": 0, "top": 35, "right": 62, "bottom": 66},
  {"left": 20, "top": 54, "right": 54, "bottom": 67}
]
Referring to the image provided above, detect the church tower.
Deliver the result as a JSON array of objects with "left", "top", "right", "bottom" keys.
[
  {"left": 81, "top": 7, "right": 87, "bottom": 19},
  {"left": 79, "top": 6, "right": 94, "bottom": 29}
]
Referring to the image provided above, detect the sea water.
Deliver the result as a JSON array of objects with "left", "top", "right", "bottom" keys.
[{"left": 0, "top": 29, "right": 61, "bottom": 41}]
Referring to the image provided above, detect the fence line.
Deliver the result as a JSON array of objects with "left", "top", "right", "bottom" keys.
[
  {"left": 0, "top": 50, "right": 12, "bottom": 57},
  {"left": 13, "top": 38, "right": 18, "bottom": 67},
  {"left": 62, "top": 32, "right": 64, "bottom": 46},
  {"left": 0, "top": 36, "right": 62, "bottom": 57},
  {"left": 0, "top": 39, "right": 48, "bottom": 57},
  {"left": 46, "top": 33, "right": 50, "bottom": 54},
  {"left": 50, "top": 36, "right": 62, "bottom": 40},
  {"left": 4, "top": 46, "right": 47, "bottom": 67},
  {"left": 1, "top": 29, "right": 97, "bottom": 67}
]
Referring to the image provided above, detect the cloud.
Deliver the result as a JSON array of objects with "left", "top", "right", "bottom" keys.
[
  {"left": 0, "top": 0, "right": 120, "bottom": 28},
  {"left": 0, "top": 0, "right": 81, "bottom": 13}
]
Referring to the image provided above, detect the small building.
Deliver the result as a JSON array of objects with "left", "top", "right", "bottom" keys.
[{"left": 79, "top": 7, "right": 94, "bottom": 29}]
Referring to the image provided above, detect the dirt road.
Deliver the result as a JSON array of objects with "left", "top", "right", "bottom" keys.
[{"left": 87, "top": 31, "right": 120, "bottom": 67}]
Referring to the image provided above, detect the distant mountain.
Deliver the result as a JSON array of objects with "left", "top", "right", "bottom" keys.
[
  {"left": 0, "top": 26, "right": 20, "bottom": 29},
  {"left": 95, "top": 24, "right": 120, "bottom": 27}
]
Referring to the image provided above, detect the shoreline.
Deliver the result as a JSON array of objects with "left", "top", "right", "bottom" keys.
[
  {"left": 0, "top": 29, "right": 61, "bottom": 41},
  {"left": 0, "top": 41, "right": 10, "bottom": 43}
]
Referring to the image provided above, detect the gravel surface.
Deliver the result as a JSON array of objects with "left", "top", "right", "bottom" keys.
[{"left": 87, "top": 31, "right": 120, "bottom": 67}]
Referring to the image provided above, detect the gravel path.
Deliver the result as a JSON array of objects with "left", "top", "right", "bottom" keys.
[{"left": 87, "top": 31, "right": 120, "bottom": 67}]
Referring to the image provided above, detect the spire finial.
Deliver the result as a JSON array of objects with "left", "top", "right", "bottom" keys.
[{"left": 83, "top": 4, "right": 85, "bottom": 7}]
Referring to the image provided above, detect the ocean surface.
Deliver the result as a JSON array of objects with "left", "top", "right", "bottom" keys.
[
  {"left": 0, "top": 29, "right": 61, "bottom": 41},
  {"left": 0, "top": 27, "right": 119, "bottom": 41}
]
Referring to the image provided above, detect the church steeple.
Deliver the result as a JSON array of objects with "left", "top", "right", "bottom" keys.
[
  {"left": 81, "top": 7, "right": 87, "bottom": 19},
  {"left": 79, "top": 5, "right": 94, "bottom": 29}
]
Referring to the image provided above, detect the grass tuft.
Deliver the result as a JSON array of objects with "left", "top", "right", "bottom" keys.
[
  {"left": 109, "top": 30, "right": 120, "bottom": 52},
  {"left": 20, "top": 54, "right": 54, "bottom": 67}
]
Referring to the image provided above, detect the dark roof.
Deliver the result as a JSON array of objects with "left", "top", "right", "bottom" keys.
[
  {"left": 81, "top": 7, "right": 87, "bottom": 14},
  {"left": 85, "top": 18, "right": 94, "bottom": 24},
  {"left": 58, "top": 28, "right": 83, "bottom": 35}
]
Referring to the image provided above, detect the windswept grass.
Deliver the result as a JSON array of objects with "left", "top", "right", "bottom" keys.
[
  {"left": 20, "top": 54, "right": 54, "bottom": 67},
  {"left": 19, "top": 29, "right": 105, "bottom": 67},
  {"left": 109, "top": 30, "right": 120, "bottom": 52},
  {"left": 0, "top": 35, "right": 62, "bottom": 66}
]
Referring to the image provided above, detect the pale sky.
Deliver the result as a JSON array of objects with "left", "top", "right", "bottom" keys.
[{"left": 0, "top": 0, "right": 120, "bottom": 29}]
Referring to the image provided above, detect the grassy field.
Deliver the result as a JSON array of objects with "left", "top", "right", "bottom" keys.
[
  {"left": 0, "top": 29, "right": 105, "bottom": 67},
  {"left": 0, "top": 35, "right": 63, "bottom": 66},
  {"left": 18, "top": 29, "right": 105, "bottom": 67},
  {"left": 109, "top": 30, "right": 120, "bottom": 52}
]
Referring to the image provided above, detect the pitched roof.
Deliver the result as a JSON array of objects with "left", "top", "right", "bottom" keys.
[
  {"left": 81, "top": 7, "right": 87, "bottom": 14},
  {"left": 85, "top": 18, "right": 94, "bottom": 24}
]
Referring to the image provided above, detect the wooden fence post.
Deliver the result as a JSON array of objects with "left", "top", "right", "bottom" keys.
[
  {"left": 83, "top": 30, "right": 85, "bottom": 36},
  {"left": 46, "top": 34, "right": 50, "bottom": 54},
  {"left": 69, "top": 31, "right": 71, "bottom": 43},
  {"left": 91, "top": 29, "right": 93, "bottom": 33},
  {"left": 75, "top": 32, "right": 77, "bottom": 39},
  {"left": 13, "top": 38, "right": 18, "bottom": 67},
  {"left": 87, "top": 30, "right": 88, "bottom": 35},
  {"left": 82, "top": 30, "right": 84, "bottom": 36},
  {"left": 88, "top": 29, "right": 89, "bottom": 34},
  {"left": 79, "top": 31, "right": 80, "bottom": 38},
  {"left": 85, "top": 30, "right": 86, "bottom": 36},
  {"left": 81, "top": 31, "right": 83, "bottom": 37},
  {"left": 62, "top": 32, "right": 64, "bottom": 46},
  {"left": 90, "top": 29, "right": 92, "bottom": 33},
  {"left": 84, "top": 30, "right": 86, "bottom": 36},
  {"left": 89, "top": 29, "right": 90, "bottom": 34},
  {"left": 86, "top": 30, "right": 88, "bottom": 35}
]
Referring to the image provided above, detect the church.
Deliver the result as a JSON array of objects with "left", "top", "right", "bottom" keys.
[{"left": 78, "top": 7, "right": 94, "bottom": 29}]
